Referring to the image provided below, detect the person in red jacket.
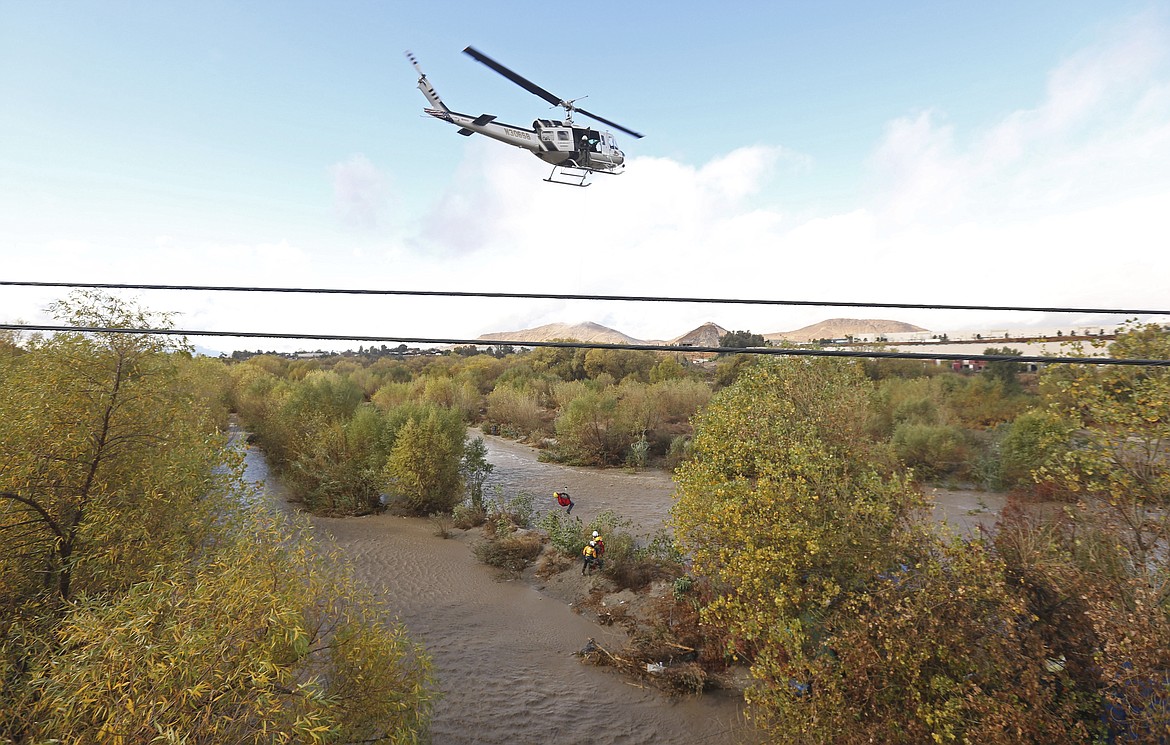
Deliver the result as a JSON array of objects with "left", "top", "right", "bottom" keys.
[{"left": 554, "top": 490, "right": 574, "bottom": 514}]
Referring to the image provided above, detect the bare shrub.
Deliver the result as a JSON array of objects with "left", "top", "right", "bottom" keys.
[
  {"left": 473, "top": 531, "right": 544, "bottom": 574},
  {"left": 485, "top": 386, "right": 545, "bottom": 438},
  {"left": 452, "top": 502, "right": 487, "bottom": 529},
  {"left": 428, "top": 511, "right": 453, "bottom": 538},
  {"left": 534, "top": 548, "right": 574, "bottom": 579}
]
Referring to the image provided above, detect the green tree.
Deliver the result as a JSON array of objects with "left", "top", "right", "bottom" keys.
[
  {"left": 461, "top": 436, "right": 494, "bottom": 511},
  {"left": 283, "top": 370, "right": 364, "bottom": 423},
  {"left": 934, "top": 370, "right": 1032, "bottom": 428},
  {"left": 3, "top": 294, "right": 436, "bottom": 742},
  {"left": 420, "top": 375, "right": 480, "bottom": 420},
  {"left": 485, "top": 384, "right": 546, "bottom": 437},
  {"left": 0, "top": 290, "right": 227, "bottom": 601},
  {"left": 673, "top": 357, "right": 919, "bottom": 606},
  {"left": 997, "top": 408, "right": 1075, "bottom": 489},
  {"left": 982, "top": 346, "right": 1025, "bottom": 392},
  {"left": 527, "top": 341, "right": 586, "bottom": 380},
  {"left": 383, "top": 412, "right": 465, "bottom": 513},
  {"left": 455, "top": 353, "right": 506, "bottom": 393},
  {"left": 806, "top": 538, "right": 1092, "bottom": 743},
  {"left": 554, "top": 388, "right": 630, "bottom": 465},
  {"left": 713, "top": 353, "right": 756, "bottom": 388},
  {"left": 671, "top": 358, "right": 928, "bottom": 737},
  {"left": 649, "top": 354, "right": 689, "bottom": 383},
  {"left": 284, "top": 405, "right": 389, "bottom": 515},
  {"left": 581, "top": 348, "right": 656, "bottom": 382},
  {"left": 672, "top": 357, "right": 1088, "bottom": 740},
  {"left": 1036, "top": 322, "right": 1170, "bottom": 561},
  {"left": 891, "top": 422, "right": 969, "bottom": 478},
  {"left": 718, "top": 329, "right": 766, "bottom": 349}
]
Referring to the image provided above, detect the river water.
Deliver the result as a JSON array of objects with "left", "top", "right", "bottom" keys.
[
  {"left": 235, "top": 423, "right": 1005, "bottom": 744},
  {"left": 236, "top": 427, "right": 749, "bottom": 745}
]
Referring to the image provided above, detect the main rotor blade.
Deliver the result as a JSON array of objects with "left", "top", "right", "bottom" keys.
[
  {"left": 463, "top": 46, "right": 563, "bottom": 107},
  {"left": 576, "top": 107, "right": 644, "bottom": 139}
]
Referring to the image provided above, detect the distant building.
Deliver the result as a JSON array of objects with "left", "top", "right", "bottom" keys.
[{"left": 951, "top": 359, "right": 987, "bottom": 372}]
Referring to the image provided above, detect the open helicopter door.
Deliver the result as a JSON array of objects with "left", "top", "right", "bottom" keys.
[{"left": 575, "top": 128, "right": 624, "bottom": 172}]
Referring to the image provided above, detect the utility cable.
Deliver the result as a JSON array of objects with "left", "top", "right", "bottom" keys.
[
  {"left": 1, "top": 280, "right": 1166, "bottom": 317},
  {"left": 3, "top": 323, "right": 1167, "bottom": 367}
]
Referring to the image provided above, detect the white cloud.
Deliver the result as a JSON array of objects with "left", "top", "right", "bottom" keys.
[
  {"left": 870, "top": 14, "right": 1170, "bottom": 226},
  {"left": 7, "top": 15, "right": 1169, "bottom": 354},
  {"left": 389, "top": 15, "right": 1170, "bottom": 344},
  {"left": 330, "top": 155, "right": 388, "bottom": 229}
]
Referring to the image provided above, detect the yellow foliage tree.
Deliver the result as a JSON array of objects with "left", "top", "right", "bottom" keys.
[
  {"left": 383, "top": 411, "right": 465, "bottom": 513},
  {"left": 0, "top": 290, "right": 229, "bottom": 602},
  {"left": 18, "top": 507, "right": 434, "bottom": 743},
  {"left": 674, "top": 357, "right": 1104, "bottom": 740},
  {"left": 1, "top": 292, "right": 436, "bottom": 742}
]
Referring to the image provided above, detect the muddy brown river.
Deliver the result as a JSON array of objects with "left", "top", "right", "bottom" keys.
[
  {"left": 240, "top": 430, "right": 748, "bottom": 745},
  {"left": 239, "top": 427, "right": 1002, "bottom": 744}
]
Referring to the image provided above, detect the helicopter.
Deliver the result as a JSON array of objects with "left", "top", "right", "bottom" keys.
[{"left": 407, "top": 47, "right": 643, "bottom": 187}]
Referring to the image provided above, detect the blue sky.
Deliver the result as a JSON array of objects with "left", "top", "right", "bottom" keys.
[{"left": 2, "top": 2, "right": 1168, "bottom": 352}]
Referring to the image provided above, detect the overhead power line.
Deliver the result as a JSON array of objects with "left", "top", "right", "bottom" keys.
[
  {"left": 1, "top": 280, "right": 1167, "bottom": 317},
  {"left": 3, "top": 323, "right": 1167, "bottom": 367}
]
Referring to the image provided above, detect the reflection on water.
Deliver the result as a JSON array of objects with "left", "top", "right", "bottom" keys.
[{"left": 226, "top": 419, "right": 296, "bottom": 515}]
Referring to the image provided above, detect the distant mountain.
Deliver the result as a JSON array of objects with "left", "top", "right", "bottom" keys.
[
  {"left": 477, "top": 321, "right": 646, "bottom": 345},
  {"left": 475, "top": 318, "right": 930, "bottom": 347},
  {"left": 668, "top": 322, "right": 730, "bottom": 347},
  {"left": 766, "top": 318, "right": 929, "bottom": 342}
]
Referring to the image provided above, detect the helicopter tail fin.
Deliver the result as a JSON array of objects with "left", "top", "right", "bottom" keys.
[
  {"left": 456, "top": 114, "right": 496, "bottom": 136},
  {"left": 406, "top": 50, "right": 449, "bottom": 112}
]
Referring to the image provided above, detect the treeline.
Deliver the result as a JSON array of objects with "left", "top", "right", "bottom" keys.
[
  {"left": 0, "top": 292, "right": 433, "bottom": 743},
  {"left": 225, "top": 343, "right": 717, "bottom": 517},
  {"left": 225, "top": 334, "right": 1043, "bottom": 493}
]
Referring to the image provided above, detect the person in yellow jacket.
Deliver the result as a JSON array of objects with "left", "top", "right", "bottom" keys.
[
  {"left": 591, "top": 530, "right": 605, "bottom": 570},
  {"left": 582, "top": 541, "right": 599, "bottom": 575}
]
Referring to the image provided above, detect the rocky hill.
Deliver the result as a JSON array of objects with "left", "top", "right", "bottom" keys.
[
  {"left": 477, "top": 318, "right": 929, "bottom": 346},
  {"left": 765, "top": 318, "right": 928, "bottom": 342},
  {"left": 668, "top": 322, "right": 730, "bottom": 347},
  {"left": 477, "top": 321, "right": 645, "bottom": 345}
]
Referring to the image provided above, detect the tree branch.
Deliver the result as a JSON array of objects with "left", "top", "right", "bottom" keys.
[{"left": 0, "top": 491, "right": 64, "bottom": 541}]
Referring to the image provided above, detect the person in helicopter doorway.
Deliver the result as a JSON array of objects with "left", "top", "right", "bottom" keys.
[
  {"left": 582, "top": 541, "right": 599, "bottom": 575},
  {"left": 554, "top": 490, "right": 574, "bottom": 515},
  {"left": 578, "top": 134, "right": 590, "bottom": 167},
  {"left": 590, "top": 530, "right": 605, "bottom": 570}
]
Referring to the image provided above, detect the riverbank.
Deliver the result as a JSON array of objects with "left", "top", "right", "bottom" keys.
[
  {"left": 238, "top": 427, "right": 749, "bottom": 745},
  {"left": 239, "top": 425, "right": 1008, "bottom": 743}
]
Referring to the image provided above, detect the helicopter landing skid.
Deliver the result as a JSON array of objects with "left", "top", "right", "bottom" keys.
[{"left": 545, "top": 164, "right": 592, "bottom": 187}]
